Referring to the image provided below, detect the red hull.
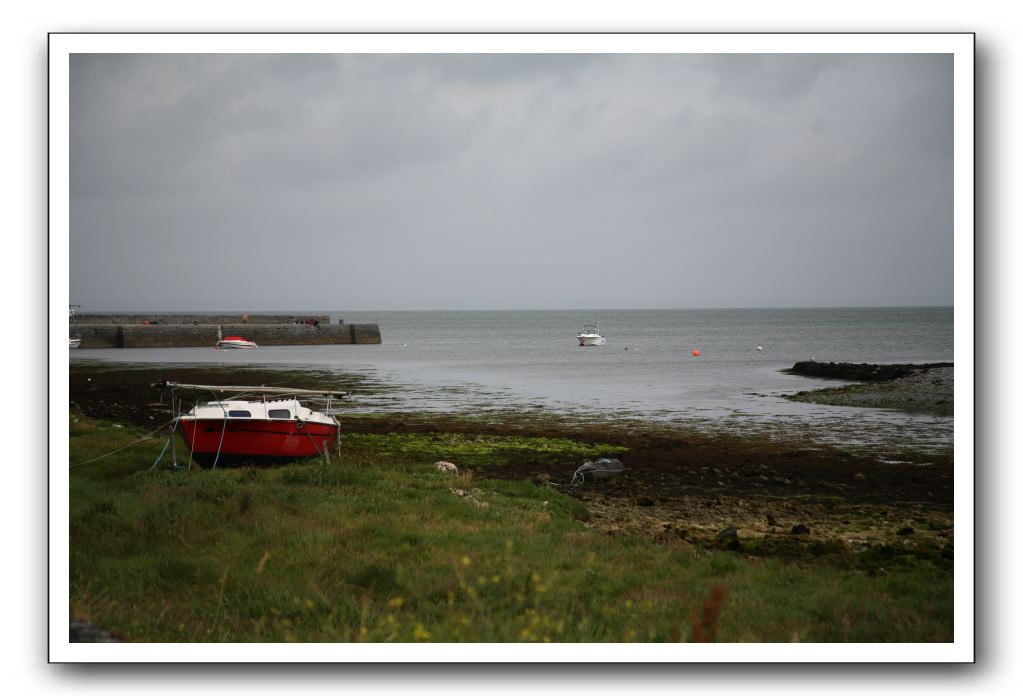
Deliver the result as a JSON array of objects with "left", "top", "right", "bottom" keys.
[{"left": 179, "top": 418, "right": 337, "bottom": 460}]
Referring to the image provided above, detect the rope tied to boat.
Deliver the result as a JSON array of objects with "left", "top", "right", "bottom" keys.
[
  {"left": 70, "top": 415, "right": 179, "bottom": 469},
  {"left": 295, "top": 419, "right": 335, "bottom": 465}
]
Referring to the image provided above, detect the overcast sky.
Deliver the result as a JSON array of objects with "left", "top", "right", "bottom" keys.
[{"left": 69, "top": 53, "right": 953, "bottom": 311}]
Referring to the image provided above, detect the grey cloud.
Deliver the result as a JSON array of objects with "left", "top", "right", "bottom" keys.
[
  {"left": 69, "top": 53, "right": 953, "bottom": 311},
  {"left": 701, "top": 53, "right": 845, "bottom": 102}
]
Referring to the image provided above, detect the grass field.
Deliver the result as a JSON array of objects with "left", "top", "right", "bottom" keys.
[{"left": 68, "top": 415, "right": 953, "bottom": 643}]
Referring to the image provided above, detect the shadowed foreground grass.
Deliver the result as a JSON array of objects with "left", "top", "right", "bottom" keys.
[{"left": 69, "top": 416, "right": 953, "bottom": 642}]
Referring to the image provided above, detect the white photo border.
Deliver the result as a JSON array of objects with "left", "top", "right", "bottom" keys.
[{"left": 49, "top": 31, "right": 974, "bottom": 664}]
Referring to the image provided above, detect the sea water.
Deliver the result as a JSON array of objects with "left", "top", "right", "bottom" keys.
[{"left": 71, "top": 307, "right": 954, "bottom": 453}]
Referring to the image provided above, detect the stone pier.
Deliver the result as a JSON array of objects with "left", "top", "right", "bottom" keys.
[{"left": 72, "top": 314, "right": 381, "bottom": 349}]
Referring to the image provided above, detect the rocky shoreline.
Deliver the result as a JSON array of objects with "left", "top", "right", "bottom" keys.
[
  {"left": 783, "top": 362, "right": 954, "bottom": 416},
  {"left": 573, "top": 491, "right": 952, "bottom": 570}
]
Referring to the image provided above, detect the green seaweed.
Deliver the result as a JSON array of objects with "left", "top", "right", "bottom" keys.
[{"left": 340, "top": 432, "right": 627, "bottom": 468}]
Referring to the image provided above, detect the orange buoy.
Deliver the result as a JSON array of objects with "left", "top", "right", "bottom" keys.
[{"left": 692, "top": 349, "right": 700, "bottom": 357}]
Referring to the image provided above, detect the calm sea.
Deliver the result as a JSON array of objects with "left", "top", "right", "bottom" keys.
[{"left": 71, "top": 307, "right": 954, "bottom": 454}]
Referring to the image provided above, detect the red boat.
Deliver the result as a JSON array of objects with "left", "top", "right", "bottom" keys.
[
  {"left": 157, "top": 382, "right": 346, "bottom": 466},
  {"left": 216, "top": 336, "right": 258, "bottom": 349}
]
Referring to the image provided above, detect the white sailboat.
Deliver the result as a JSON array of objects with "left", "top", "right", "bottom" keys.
[{"left": 153, "top": 381, "right": 345, "bottom": 466}]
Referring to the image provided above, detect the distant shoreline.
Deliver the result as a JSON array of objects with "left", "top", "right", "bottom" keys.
[{"left": 74, "top": 305, "right": 954, "bottom": 315}]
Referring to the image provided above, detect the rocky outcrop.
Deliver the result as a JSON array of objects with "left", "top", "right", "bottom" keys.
[
  {"left": 785, "top": 361, "right": 953, "bottom": 382},
  {"left": 785, "top": 364, "right": 954, "bottom": 416}
]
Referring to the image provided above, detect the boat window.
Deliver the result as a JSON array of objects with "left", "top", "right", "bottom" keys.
[
  {"left": 268, "top": 409, "right": 291, "bottom": 419},
  {"left": 227, "top": 410, "right": 252, "bottom": 418}
]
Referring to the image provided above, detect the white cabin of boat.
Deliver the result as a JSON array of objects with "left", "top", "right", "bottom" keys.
[
  {"left": 577, "top": 322, "right": 606, "bottom": 346},
  {"left": 183, "top": 398, "right": 335, "bottom": 426}
]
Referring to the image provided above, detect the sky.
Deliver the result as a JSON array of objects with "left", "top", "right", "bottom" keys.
[{"left": 69, "top": 52, "right": 954, "bottom": 311}]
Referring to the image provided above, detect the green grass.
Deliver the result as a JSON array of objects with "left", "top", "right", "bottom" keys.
[{"left": 68, "top": 415, "right": 953, "bottom": 643}]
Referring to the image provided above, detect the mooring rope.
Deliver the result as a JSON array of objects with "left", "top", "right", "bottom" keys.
[
  {"left": 157, "top": 386, "right": 229, "bottom": 470},
  {"left": 209, "top": 390, "right": 230, "bottom": 470},
  {"left": 187, "top": 399, "right": 199, "bottom": 470},
  {"left": 70, "top": 416, "right": 178, "bottom": 469},
  {"left": 148, "top": 417, "right": 180, "bottom": 471},
  {"left": 297, "top": 420, "right": 333, "bottom": 465}
]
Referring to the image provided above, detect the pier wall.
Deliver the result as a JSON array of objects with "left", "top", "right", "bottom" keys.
[
  {"left": 120, "top": 325, "right": 221, "bottom": 348},
  {"left": 217, "top": 324, "right": 356, "bottom": 346},
  {"left": 351, "top": 324, "right": 383, "bottom": 344},
  {"left": 73, "top": 314, "right": 381, "bottom": 349},
  {"left": 75, "top": 313, "right": 333, "bottom": 325},
  {"left": 78, "top": 325, "right": 124, "bottom": 349}
]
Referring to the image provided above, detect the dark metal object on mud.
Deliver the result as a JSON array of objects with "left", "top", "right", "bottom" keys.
[{"left": 571, "top": 457, "right": 624, "bottom": 486}]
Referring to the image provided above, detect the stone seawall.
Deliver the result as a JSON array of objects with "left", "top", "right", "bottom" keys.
[
  {"left": 74, "top": 315, "right": 381, "bottom": 348},
  {"left": 78, "top": 325, "right": 125, "bottom": 349},
  {"left": 76, "top": 313, "right": 333, "bottom": 325},
  {"left": 352, "top": 324, "right": 383, "bottom": 344}
]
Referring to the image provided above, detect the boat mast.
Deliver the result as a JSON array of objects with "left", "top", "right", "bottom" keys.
[{"left": 152, "top": 380, "right": 348, "bottom": 399}]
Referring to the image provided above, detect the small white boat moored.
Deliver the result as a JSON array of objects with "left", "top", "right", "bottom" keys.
[
  {"left": 216, "top": 336, "right": 258, "bottom": 349},
  {"left": 69, "top": 306, "right": 81, "bottom": 349},
  {"left": 577, "top": 322, "right": 606, "bottom": 346}
]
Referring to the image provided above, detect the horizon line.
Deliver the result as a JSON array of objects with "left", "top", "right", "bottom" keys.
[{"left": 73, "top": 304, "right": 955, "bottom": 314}]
